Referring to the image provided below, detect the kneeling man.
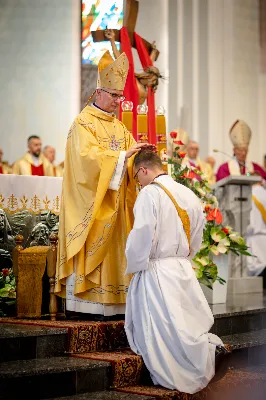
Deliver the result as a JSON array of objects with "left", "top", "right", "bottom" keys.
[{"left": 125, "top": 151, "right": 226, "bottom": 394}]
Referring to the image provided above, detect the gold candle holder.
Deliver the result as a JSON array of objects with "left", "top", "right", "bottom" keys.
[
  {"left": 137, "top": 104, "right": 148, "bottom": 143},
  {"left": 121, "top": 101, "right": 133, "bottom": 134},
  {"left": 156, "top": 106, "right": 168, "bottom": 171}
]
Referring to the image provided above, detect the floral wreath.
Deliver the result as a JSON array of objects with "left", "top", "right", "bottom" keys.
[{"left": 168, "top": 131, "right": 251, "bottom": 289}]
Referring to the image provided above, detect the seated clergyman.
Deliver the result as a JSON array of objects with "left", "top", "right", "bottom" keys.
[{"left": 125, "top": 150, "right": 229, "bottom": 394}]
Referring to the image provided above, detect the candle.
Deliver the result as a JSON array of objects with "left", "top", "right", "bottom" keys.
[
  {"left": 121, "top": 101, "right": 133, "bottom": 135},
  {"left": 122, "top": 111, "right": 133, "bottom": 133}
]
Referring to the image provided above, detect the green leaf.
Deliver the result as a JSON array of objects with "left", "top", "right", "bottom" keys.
[{"left": 198, "top": 274, "right": 213, "bottom": 289}]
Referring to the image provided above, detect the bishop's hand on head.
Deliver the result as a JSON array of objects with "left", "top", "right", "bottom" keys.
[{"left": 125, "top": 143, "right": 157, "bottom": 159}]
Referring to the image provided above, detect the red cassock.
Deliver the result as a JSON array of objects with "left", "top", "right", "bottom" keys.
[
  {"left": 216, "top": 162, "right": 266, "bottom": 181},
  {"left": 30, "top": 164, "right": 44, "bottom": 176}
]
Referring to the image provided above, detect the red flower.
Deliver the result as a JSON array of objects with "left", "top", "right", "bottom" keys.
[
  {"left": 2, "top": 268, "right": 10, "bottom": 277},
  {"left": 182, "top": 170, "right": 197, "bottom": 180},
  {"left": 206, "top": 208, "right": 223, "bottom": 224},
  {"left": 178, "top": 151, "right": 186, "bottom": 159},
  {"left": 170, "top": 131, "right": 177, "bottom": 139},
  {"left": 205, "top": 205, "right": 211, "bottom": 213},
  {"left": 222, "top": 227, "right": 229, "bottom": 235},
  {"left": 173, "top": 140, "right": 184, "bottom": 146}
]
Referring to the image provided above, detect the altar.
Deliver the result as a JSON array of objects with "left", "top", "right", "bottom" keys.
[{"left": 0, "top": 174, "right": 62, "bottom": 256}]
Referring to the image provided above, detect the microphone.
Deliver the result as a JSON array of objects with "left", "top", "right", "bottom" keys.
[
  {"left": 213, "top": 149, "right": 235, "bottom": 160},
  {"left": 213, "top": 149, "right": 245, "bottom": 167}
]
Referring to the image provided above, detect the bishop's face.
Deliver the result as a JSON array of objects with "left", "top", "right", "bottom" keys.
[
  {"left": 234, "top": 146, "right": 248, "bottom": 163},
  {"left": 96, "top": 89, "right": 125, "bottom": 114}
]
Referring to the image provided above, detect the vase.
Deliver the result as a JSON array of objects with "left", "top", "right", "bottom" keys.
[{"left": 201, "top": 254, "right": 229, "bottom": 304}]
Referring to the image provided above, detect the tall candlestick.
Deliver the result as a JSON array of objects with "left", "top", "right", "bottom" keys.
[
  {"left": 156, "top": 106, "right": 168, "bottom": 171},
  {"left": 137, "top": 104, "right": 148, "bottom": 143}
]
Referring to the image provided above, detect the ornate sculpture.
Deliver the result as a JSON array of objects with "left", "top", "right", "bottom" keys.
[
  {"left": 0, "top": 209, "right": 15, "bottom": 253},
  {"left": 29, "top": 223, "right": 50, "bottom": 247},
  {"left": 104, "top": 29, "right": 161, "bottom": 104},
  {"left": 45, "top": 211, "right": 59, "bottom": 232}
]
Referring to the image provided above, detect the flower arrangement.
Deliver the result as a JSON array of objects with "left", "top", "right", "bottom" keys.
[
  {"left": 168, "top": 131, "right": 251, "bottom": 289},
  {"left": 0, "top": 267, "right": 16, "bottom": 316}
]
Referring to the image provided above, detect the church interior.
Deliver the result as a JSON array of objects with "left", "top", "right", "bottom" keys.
[{"left": 1, "top": 0, "right": 266, "bottom": 399}]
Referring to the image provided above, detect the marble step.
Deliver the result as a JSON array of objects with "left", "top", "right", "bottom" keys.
[
  {"left": 0, "top": 356, "right": 110, "bottom": 399},
  {"left": 0, "top": 323, "right": 68, "bottom": 362},
  {"left": 211, "top": 308, "right": 266, "bottom": 336},
  {"left": 221, "top": 329, "right": 266, "bottom": 368},
  {"left": 50, "top": 391, "right": 155, "bottom": 399}
]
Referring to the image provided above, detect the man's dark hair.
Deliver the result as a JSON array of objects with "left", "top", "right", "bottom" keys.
[
  {"left": 134, "top": 150, "right": 163, "bottom": 170},
  {"left": 27, "top": 135, "right": 40, "bottom": 143}
]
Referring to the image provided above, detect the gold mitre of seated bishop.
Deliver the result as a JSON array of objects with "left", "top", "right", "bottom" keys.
[
  {"left": 229, "top": 119, "right": 251, "bottom": 148},
  {"left": 97, "top": 50, "right": 129, "bottom": 91}
]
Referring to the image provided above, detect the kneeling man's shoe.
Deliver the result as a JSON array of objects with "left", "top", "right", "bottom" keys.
[{"left": 210, "top": 345, "right": 232, "bottom": 384}]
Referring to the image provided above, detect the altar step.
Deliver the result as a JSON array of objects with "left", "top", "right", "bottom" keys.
[
  {"left": 0, "top": 323, "right": 68, "bottom": 362},
  {"left": 0, "top": 356, "right": 110, "bottom": 399},
  {"left": 50, "top": 392, "right": 155, "bottom": 400},
  {"left": 0, "top": 332, "right": 266, "bottom": 399},
  {"left": 1, "top": 307, "right": 266, "bottom": 359},
  {"left": 2, "top": 303, "right": 266, "bottom": 399}
]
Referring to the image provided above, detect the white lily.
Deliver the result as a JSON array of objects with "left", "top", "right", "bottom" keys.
[
  {"left": 229, "top": 232, "right": 245, "bottom": 246},
  {"left": 216, "top": 243, "right": 229, "bottom": 254},
  {"left": 210, "top": 245, "right": 220, "bottom": 255},
  {"left": 194, "top": 256, "right": 210, "bottom": 266},
  {"left": 210, "top": 227, "right": 226, "bottom": 242},
  {"left": 196, "top": 187, "right": 206, "bottom": 196}
]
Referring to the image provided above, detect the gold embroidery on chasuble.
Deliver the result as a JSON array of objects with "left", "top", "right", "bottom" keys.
[{"left": 75, "top": 117, "right": 130, "bottom": 303}]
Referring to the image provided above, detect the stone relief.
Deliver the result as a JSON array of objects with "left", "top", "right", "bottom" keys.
[{"left": 0, "top": 208, "right": 59, "bottom": 257}]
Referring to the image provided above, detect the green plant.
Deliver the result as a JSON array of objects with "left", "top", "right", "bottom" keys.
[{"left": 0, "top": 267, "right": 16, "bottom": 316}]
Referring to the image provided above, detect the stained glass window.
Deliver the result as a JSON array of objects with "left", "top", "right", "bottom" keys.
[{"left": 82, "top": 0, "right": 124, "bottom": 65}]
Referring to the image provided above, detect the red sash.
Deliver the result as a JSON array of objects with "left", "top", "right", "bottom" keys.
[
  {"left": 0, "top": 166, "right": 3, "bottom": 174},
  {"left": 134, "top": 32, "right": 156, "bottom": 145},
  {"left": 120, "top": 27, "right": 139, "bottom": 140},
  {"left": 120, "top": 27, "right": 156, "bottom": 144}
]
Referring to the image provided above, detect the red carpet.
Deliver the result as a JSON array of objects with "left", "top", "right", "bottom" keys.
[
  {"left": 0, "top": 317, "right": 127, "bottom": 353},
  {"left": 72, "top": 349, "right": 143, "bottom": 388}
]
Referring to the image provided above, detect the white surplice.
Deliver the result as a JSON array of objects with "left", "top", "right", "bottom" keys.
[
  {"left": 125, "top": 175, "right": 223, "bottom": 394},
  {"left": 247, "top": 185, "right": 266, "bottom": 276}
]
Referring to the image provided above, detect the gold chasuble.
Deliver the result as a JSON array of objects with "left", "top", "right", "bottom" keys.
[
  {"left": 55, "top": 105, "right": 136, "bottom": 304},
  {"left": 55, "top": 50, "right": 137, "bottom": 307}
]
